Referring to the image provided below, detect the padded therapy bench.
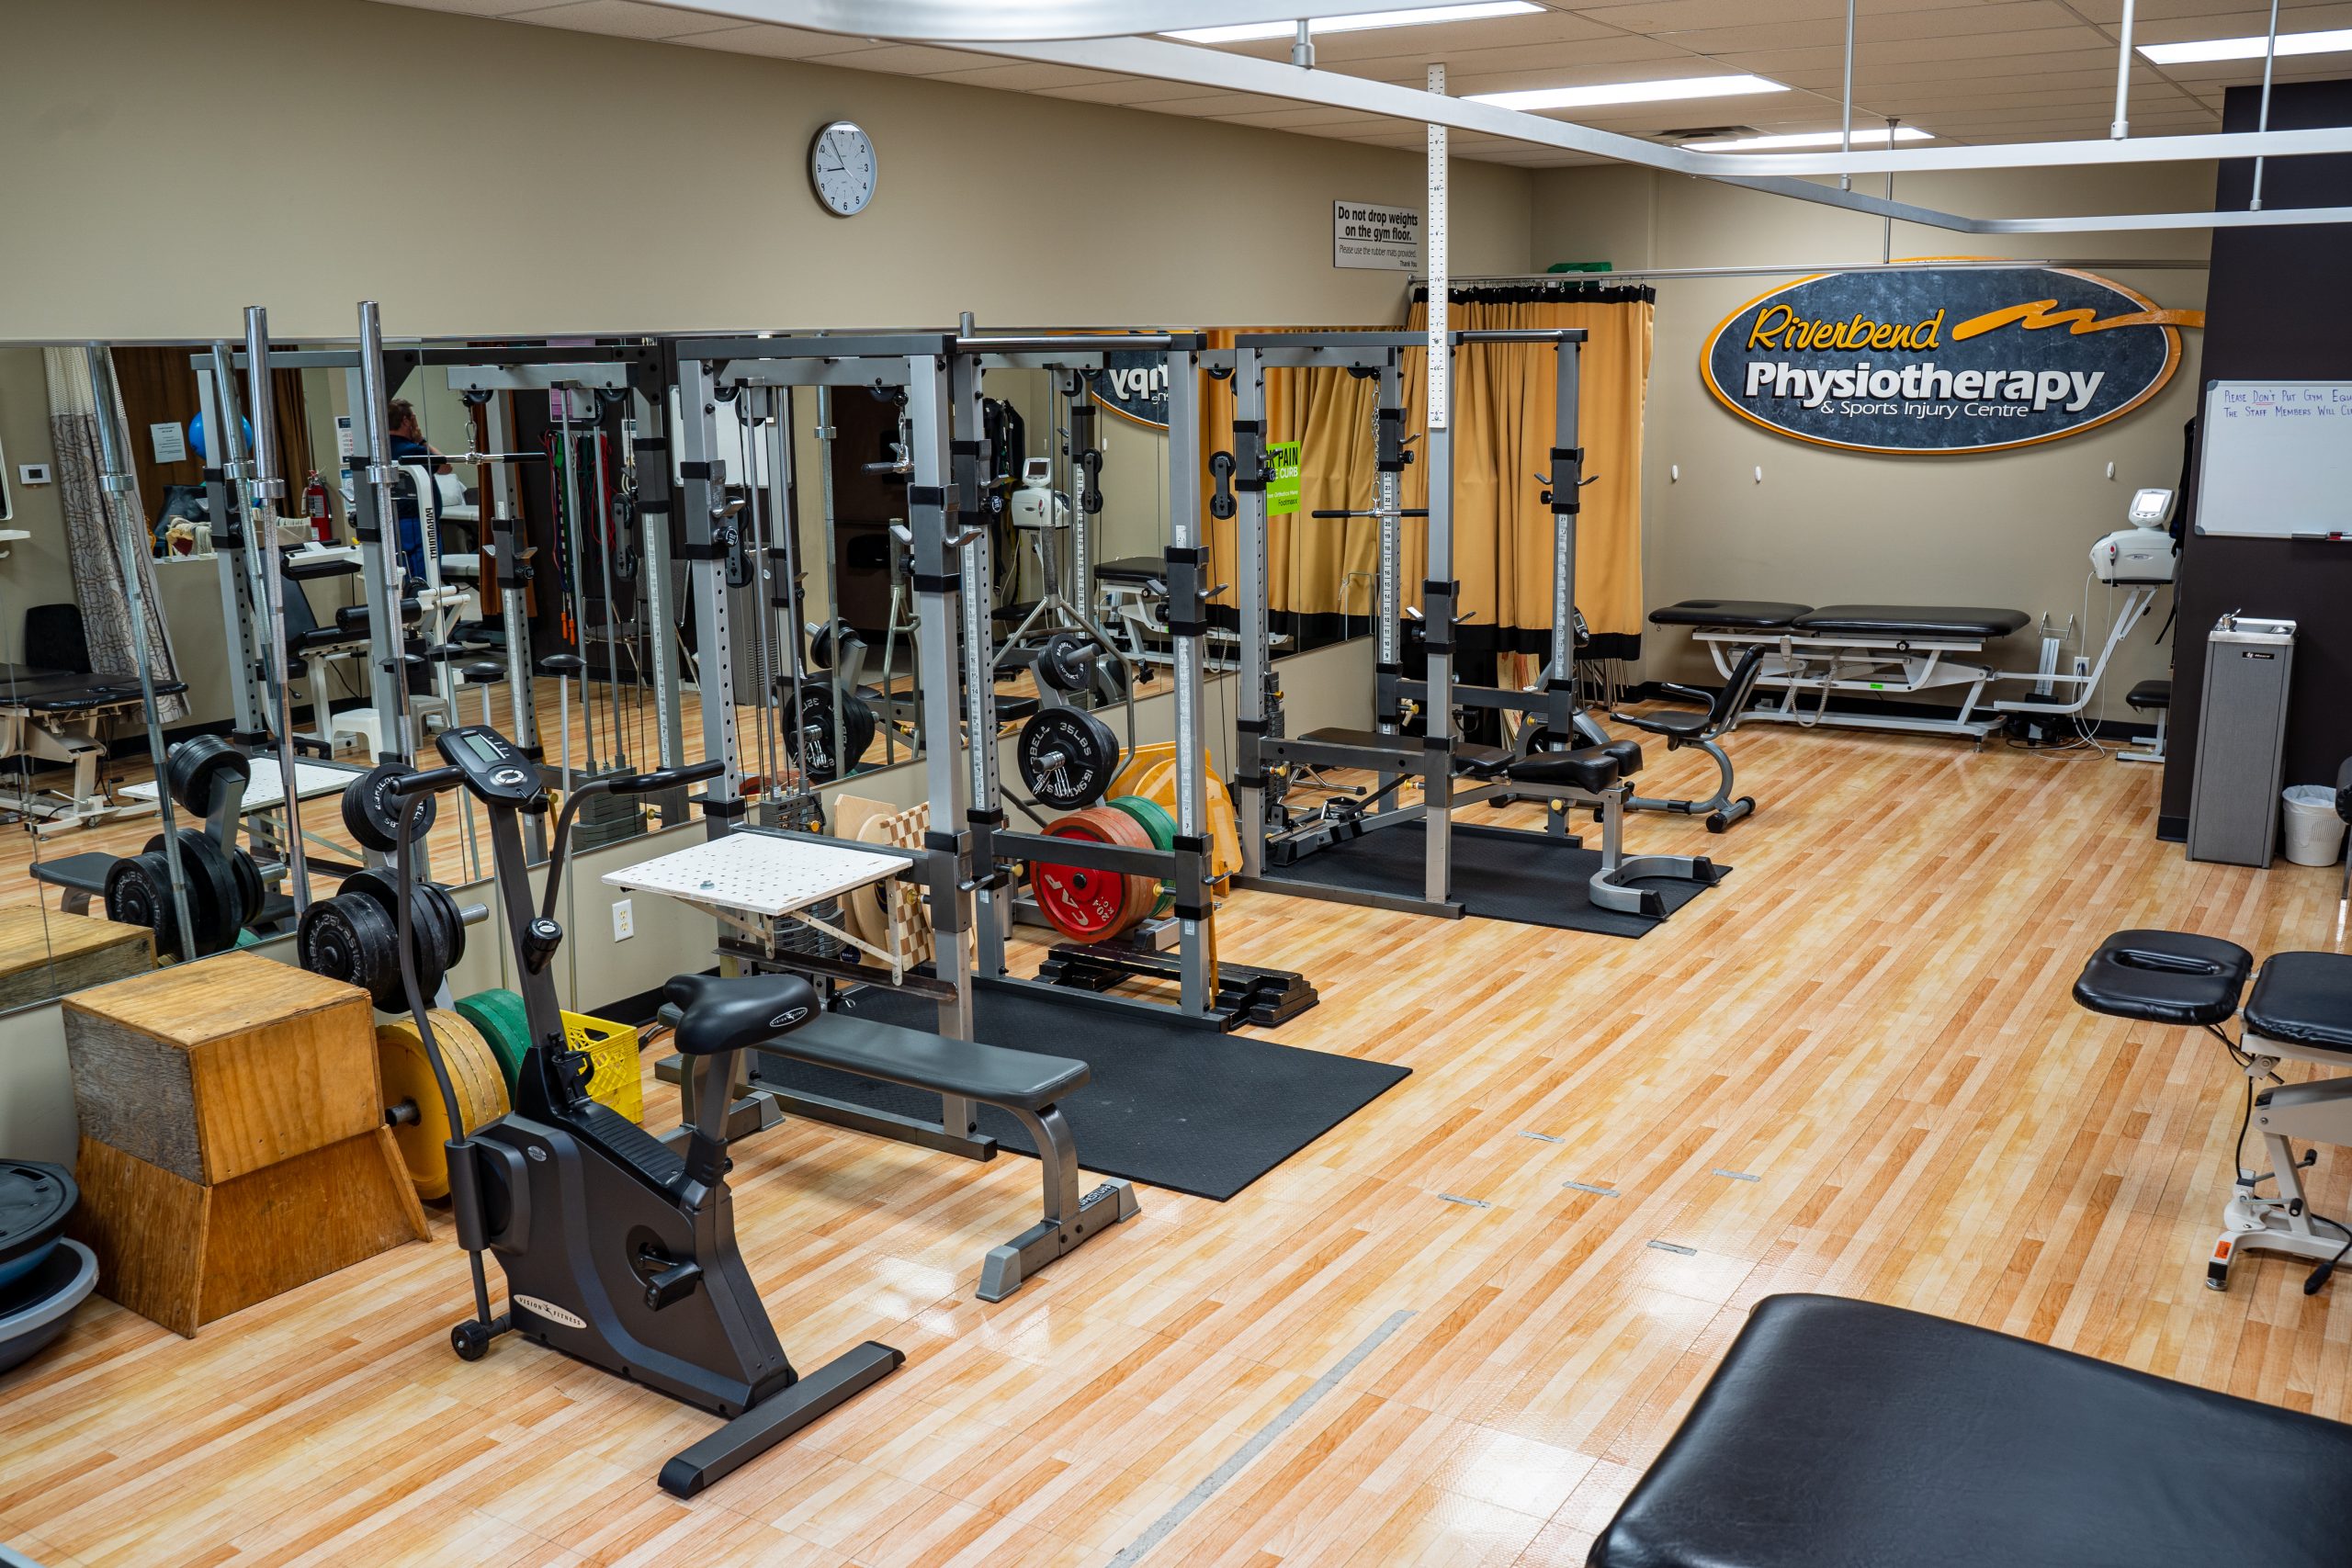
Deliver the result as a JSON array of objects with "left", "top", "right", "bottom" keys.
[
  {"left": 1589, "top": 1292, "right": 2352, "bottom": 1568},
  {"left": 1649, "top": 600, "right": 2037, "bottom": 741}
]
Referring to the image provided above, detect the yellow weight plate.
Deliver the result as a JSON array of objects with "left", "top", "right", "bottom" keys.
[
  {"left": 376, "top": 1012, "right": 510, "bottom": 1201},
  {"left": 1111, "top": 742, "right": 1174, "bottom": 800},
  {"left": 831, "top": 795, "right": 895, "bottom": 951},
  {"left": 1125, "top": 756, "right": 1242, "bottom": 881}
]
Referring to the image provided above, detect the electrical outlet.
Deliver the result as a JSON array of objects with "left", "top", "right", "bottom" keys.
[
  {"left": 2073, "top": 656, "right": 2090, "bottom": 677},
  {"left": 612, "top": 898, "right": 634, "bottom": 942}
]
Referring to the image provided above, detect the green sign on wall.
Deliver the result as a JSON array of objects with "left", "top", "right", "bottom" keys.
[{"left": 1266, "top": 441, "right": 1301, "bottom": 516}]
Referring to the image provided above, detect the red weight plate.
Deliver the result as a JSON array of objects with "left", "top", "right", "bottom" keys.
[{"left": 1029, "top": 812, "right": 1140, "bottom": 943}]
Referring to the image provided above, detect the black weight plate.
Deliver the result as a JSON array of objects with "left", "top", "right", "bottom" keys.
[
  {"left": 1035, "top": 632, "right": 1098, "bottom": 695},
  {"left": 164, "top": 736, "right": 251, "bottom": 818},
  {"left": 786, "top": 687, "right": 877, "bottom": 784},
  {"left": 344, "top": 761, "right": 435, "bottom": 852},
  {"left": 105, "top": 852, "right": 179, "bottom": 960},
  {"left": 230, "top": 848, "right": 265, "bottom": 927},
  {"left": 1091, "top": 651, "right": 1132, "bottom": 707},
  {"left": 341, "top": 869, "right": 450, "bottom": 995},
  {"left": 175, "top": 829, "right": 243, "bottom": 957},
  {"left": 425, "top": 882, "right": 467, "bottom": 972},
  {"left": 1016, "top": 707, "right": 1120, "bottom": 809},
  {"left": 299, "top": 893, "right": 404, "bottom": 1010}
]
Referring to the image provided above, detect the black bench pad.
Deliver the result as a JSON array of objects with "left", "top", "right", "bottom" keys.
[
  {"left": 1589, "top": 1292, "right": 2352, "bottom": 1568},
  {"left": 29, "top": 852, "right": 117, "bottom": 896},
  {"left": 2245, "top": 953, "right": 2352, "bottom": 1055},
  {"left": 2073, "top": 929, "right": 2252, "bottom": 1027},
  {"left": 1298, "top": 727, "right": 1414, "bottom": 754},
  {"left": 1648, "top": 600, "right": 1811, "bottom": 629},
  {"left": 2126, "top": 679, "right": 2171, "bottom": 711},
  {"left": 1792, "top": 604, "right": 2031, "bottom": 639},
  {"left": 1094, "top": 557, "right": 1165, "bottom": 585},
  {"left": 775, "top": 1011, "right": 1088, "bottom": 1113}
]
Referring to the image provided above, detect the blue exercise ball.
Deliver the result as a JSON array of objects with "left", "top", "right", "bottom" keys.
[{"left": 186, "top": 412, "right": 252, "bottom": 463}]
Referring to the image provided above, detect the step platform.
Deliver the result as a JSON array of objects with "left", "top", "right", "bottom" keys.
[{"left": 1033, "top": 941, "right": 1320, "bottom": 1030}]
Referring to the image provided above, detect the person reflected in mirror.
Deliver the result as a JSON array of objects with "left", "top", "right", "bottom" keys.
[{"left": 387, "top": 399, "right": 450, "bottom": 585}]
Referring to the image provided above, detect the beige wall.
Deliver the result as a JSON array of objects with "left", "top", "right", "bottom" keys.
[
  {"left": 1531, "top": 164, "right": 2212, "bottom": 705},
  {"left": 0, "top": 0, "right": 1530, "bottom": 342}
]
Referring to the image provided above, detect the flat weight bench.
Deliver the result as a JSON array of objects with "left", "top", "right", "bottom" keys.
[
  {"left": 2073, "top": 929, "right": 2352, "bottom": 1292},
  {"left": 1588, "top": 1292, "right": 2352, "bottom": 1568},
  {"left": 2121, "top": 677, "right": 2170, "bottom": 764},
  {"left": 662, "top": 994, "right": 1139, "bottom": 1303}
]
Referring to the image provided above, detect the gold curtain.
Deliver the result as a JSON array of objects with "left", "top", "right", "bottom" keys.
[{"left": 1399, "top": 296, "right": 1655, "bottom": 640}]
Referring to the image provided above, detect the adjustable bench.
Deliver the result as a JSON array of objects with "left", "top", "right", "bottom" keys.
[
  {"left": 2073, "top": 928, "right": 2352, "bottom": 1292},
  {"left": 1609, "top": 645, "right": 1769, "bottom": 833},
  {"left": 1461, "top": 738, "right": 1724, "bottom": 917},
  {"left": 1589, "top": 1292, "right": 2352, "bottom": 1568}
]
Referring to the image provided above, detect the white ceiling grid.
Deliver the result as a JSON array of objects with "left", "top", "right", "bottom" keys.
[{"left": 373, "top": 0, "right": 2352, "bottom": 166}]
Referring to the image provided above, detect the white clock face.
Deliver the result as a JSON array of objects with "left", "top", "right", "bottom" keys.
[{"left": 809, "top": 120, "right": 876, "bottom": 217}]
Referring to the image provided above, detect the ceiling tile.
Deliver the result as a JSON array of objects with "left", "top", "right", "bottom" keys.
[
  {"left": 505, "top": 1, "right": 740, "bottom": 39},
  {"left": 674, "top": 24, "right": 885, "bottom": 59},
  {"left": 367, "top": 0, "right": 552, "bottom": 14},
  {"left": 813, "top": 40, "right": 999, "bottom": 74}
]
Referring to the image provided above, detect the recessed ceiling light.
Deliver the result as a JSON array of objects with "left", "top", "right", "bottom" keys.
[
  {"left": 1170, "top": 2, "right": 1543, "bottom": 46},
  {"left": 2138, "top": 27, "right": 2352, "bottom": 64},
  {"left": 1684, "top": 126, "right": 1934, "bottom": 151},
  {"left": 1469, "top": 75, "right": 1790, "bottom": 112}
]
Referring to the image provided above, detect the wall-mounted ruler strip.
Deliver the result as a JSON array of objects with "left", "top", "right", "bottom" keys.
[{"left": 1426, "top": 62, "right": 1448, "bottom": 432}]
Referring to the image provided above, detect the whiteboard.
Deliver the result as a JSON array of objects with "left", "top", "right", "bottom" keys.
[{"left": 2196, "top": 381, "right": 2352, "bottom": 538}]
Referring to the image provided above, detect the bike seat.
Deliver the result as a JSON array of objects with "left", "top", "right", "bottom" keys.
[{"left": 665, "top": 972, "right": 820, "bottom": 1057}]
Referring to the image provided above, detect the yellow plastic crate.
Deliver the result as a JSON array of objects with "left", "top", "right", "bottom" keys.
[{"left": 561, "top": 1010, "right": 643, "bottom": 1123}]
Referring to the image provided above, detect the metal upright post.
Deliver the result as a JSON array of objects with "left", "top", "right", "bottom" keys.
[
  {"left": 199, "top": 352, "right": 267, "bottom": 743},
  {"left": 86, "top": 345, "right": 198, "bottom": 948},
  {"left": 673, "top": 355, "right": 742, "bottom": 833},
  {"left": 243, "top": 310, "right": 313, "bottom": 908},
  {"left": 1231, "top": 344, "right": 1271, "bottom": 880},
  {"left": 1420, "top": 357, "right": 1456, "bottom": 909},
  {"left": 952, "top": 353, "right": 1008, "bottom": 985},
  {"left": 906, "top": 354, "right": 978, "bottom": 1071},
  {"left": 1545, "top": 338, "right": 1584, "bottom": 747},
  {"left": 635, "top": 383, "right": 684, "bottom": 773},
  {"left": 348, "top": 311, "right": 412, "bottom": 765},
  {"left": 1161, "top": 344, "right": 1212, "bottom": 1016}
]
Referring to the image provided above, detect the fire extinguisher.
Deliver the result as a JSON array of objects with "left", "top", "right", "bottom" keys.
[{"left": 302, "top": 470, "right": 332, "bottom": 544}]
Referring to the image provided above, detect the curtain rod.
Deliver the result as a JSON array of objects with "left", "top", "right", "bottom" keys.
[{"left": 1413, "top": 257, "right": 2211, "bottom": 286}]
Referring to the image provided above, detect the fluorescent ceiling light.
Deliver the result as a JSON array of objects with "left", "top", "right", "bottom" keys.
[
  {"left": 2139, "top": 27, "right": 2352, "bottom": 64},
  {"left": 1686, "top": 126, "right": 1934, "bottom": 152},
  {"left": 1170, "top": 2, "right": 1540, "bottom": 46},
  {"left": 1471, "top": 74, "right": 1788, "bottom": 112}
]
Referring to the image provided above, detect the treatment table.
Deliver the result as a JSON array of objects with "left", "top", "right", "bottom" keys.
[
  {"left": 1649, "top": 596, "right": 2154, "bottom": 742},
  {"left": 0, "top": 664, "right": 187, "bottom": 831}
]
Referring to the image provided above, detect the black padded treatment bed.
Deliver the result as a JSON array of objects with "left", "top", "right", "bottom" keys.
[
  {"left": 1647, "top": 600, "right": 2048, "bottom": 741},
  {"left": 1588, "top": 1292, "right": 2352, "bottom": 1568}
]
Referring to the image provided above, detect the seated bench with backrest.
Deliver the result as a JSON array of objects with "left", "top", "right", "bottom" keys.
[
  {"left": 662, "top": 975, "right": 1136, "bottom": 1301},
  {"left": 1607, "top": 644, "right": 1769, "bottom": 832},
  {"left": 1587, "top": 1292, "right": 2352, "bottom": 1568}
]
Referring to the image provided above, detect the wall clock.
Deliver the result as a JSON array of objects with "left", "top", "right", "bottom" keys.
[{"left": 809, "top": 120, "right": 877, "bottom": 217}]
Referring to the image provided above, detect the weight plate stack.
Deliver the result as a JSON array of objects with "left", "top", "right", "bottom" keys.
[
  {"left": 343, "top": 760, "right": 436, "bottom": 852},
  {"left": 336, "top": 870, "right": 458, "bottom": 1004},
  {"left": 785, "top": 686, "right": 879, "bottom": 784},
  {"left": 297, "top": 894, "right": 405, "bottom": 1010},
  {"left": 1028, "top": 806, "right": 1153, "bottom": 944},
  {"left": 163, "top": 735, "right": 251, "bottom": 819},
  {"left": 1105, "top": 795, "right": 1176, "bottom": 919},
  {"left": 1016, "top": 707, "right": 1122, "bottom": 809},
  {"left": 376, "top": 1013, "right": 509, "bottom": 1200},
  {"left": 454, "top": 988, "right": 533, "bottom": 1093},
  {"left": 103, "top": 852, "right": 180, "bottom": 961}
]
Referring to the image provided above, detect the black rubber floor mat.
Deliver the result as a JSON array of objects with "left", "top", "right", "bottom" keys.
[
  {"left": 756, "top": 985, "right": 1408, "bottom": 1201},
  {"left": 1264, "top": 820, "right": 1726, "bottom": 936}
]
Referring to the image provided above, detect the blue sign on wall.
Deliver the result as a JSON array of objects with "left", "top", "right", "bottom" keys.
[
  {"left": 1702, "top": 266, "right": 2199, "bottom": 455},
  {"left": 1087, "top": 351, "right": 1170, "bottom": 430}
]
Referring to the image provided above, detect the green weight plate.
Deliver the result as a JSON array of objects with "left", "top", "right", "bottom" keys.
[
  {"left": 455, "top": 988, "right": 532, "bottom": 1093},
  {"left": 1105, "top": 795, "right": 1176, "bottom": 918}
]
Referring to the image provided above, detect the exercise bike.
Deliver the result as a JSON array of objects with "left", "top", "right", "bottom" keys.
[{"left": 384, "top": 725, "right": 902, "bottom": 1496}]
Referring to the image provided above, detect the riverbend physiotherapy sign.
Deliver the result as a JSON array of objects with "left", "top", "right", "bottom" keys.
[
  {"left": 1087, "top": 351, "right": 1169, "bottom": 429},
  {"left": 1702, "top": 266, "right": 2201, "bottom": 455}
]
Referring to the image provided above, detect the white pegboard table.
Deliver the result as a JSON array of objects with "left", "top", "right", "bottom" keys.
[{"left": 605, "top": 830, "right": 914, "bottom": 980}]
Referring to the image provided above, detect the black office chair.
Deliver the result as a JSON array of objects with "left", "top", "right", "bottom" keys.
[
  {"left": 1610, "top": 643, "right": 1768, "bottom": 833},
  {"left": 25, "top": 604, "right": 93, "bottom": 676}
]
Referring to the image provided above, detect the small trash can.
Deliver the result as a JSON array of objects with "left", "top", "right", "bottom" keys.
[{"left": 2281, "top": 785, "right": 2347, "bottom": 867}]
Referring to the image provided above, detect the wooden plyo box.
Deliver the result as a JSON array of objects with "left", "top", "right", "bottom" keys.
[
  {"left": 62, "top": 952, "right": 426, "bottom": 1336},
  {"left": 0, "top": 906, "right": 151, "bottom": 1013}
]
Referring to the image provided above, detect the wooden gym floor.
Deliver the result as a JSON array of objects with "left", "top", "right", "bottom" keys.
[{"left": 5, "top": 719, "right": 2348, "bottom": 1566}]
